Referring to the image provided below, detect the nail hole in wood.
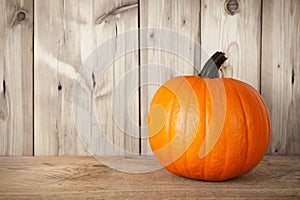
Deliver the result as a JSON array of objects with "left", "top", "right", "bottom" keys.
[
  {"left": 225, "top": 0, "right": 240, "bottom": 15},
  {"left": 58, "top": 82, "right": 62, "bottom": 91},
  {"left": 277, "top": 64, "right": 280, "bottom": 68}
]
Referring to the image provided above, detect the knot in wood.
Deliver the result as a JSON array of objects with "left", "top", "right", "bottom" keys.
[
  {"left": 16, "top": 10, "right": 26, "bottom": 21},
  {"left": 225, "top": 0, "right": 240, "bottom": 15}
]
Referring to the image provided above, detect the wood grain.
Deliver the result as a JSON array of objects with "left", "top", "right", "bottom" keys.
[
  {"left": 0, "top": 156, "right": 299, "bottom": 199},
  {"left": 34, "top": 0, "right": 139, "bottom": 155},
  {"left": 92, "top": 0, "right": 140, "bottom": 156},
  {"left": 261, "top": 0, "right": 300, "bottom": 155},
  {"left": 34, "top": 0, "right": 86, "bottom": 155},
  {"left": 0, "top": 0, "right": 299, "bottom": 156},
  {"left": 201, "top": 0, "right": 262, "bottom": 90},
  {"left": 0, "top": 0, "right": 33, "bottom": 155},
  {"left": 140, "top": 0, "right": 201, "bottom": 154}
]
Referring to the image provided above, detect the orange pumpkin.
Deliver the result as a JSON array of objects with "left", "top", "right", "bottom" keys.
[{"left": 148, "top": 52, "right": 271, "bottom": 181}]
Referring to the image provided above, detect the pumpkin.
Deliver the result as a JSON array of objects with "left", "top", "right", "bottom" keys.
[{"left": 148, "top": 52, "right": 271, "bottom": 181}]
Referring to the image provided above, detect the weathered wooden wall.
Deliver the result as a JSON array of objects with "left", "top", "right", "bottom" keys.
[
  {"left": 261, "top": 0, "right": 300, "bottom": 154},
  {"left": 0, "top": 0, "right": 299, "bottom": 156},
  {"left": 140, "top": 0, "right": 201, "bottom": 154},
  {"left": 0, "top": 0, "right": 33, "bottom": 156},
  {"left": 34, "top": 0, "right": 139, "bottom": 156}
]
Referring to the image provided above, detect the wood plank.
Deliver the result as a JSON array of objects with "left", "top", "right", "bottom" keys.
[
  {"left": 140, "top": 0, "right": 201, "bottom": 154},
  {"left": 0, "top": 0, "right": 33, "bottom": 155},
  {"left": 201, "top": 0, "right": 262, "bottom": 90},
  {"left": 261, "top": 0, "right": 300, "bottom": 155},
  {"left": 34, "top": 0, "right": 87, "bottom": 155},
  {"left": 92, "top": 0, "right": 140, "bottom": 156},
  {"left": 0, "top": 156, "right": 299, "bottom": 199},
  {"left": 34, "top": 0, "right": 139, "bottom": 155}
]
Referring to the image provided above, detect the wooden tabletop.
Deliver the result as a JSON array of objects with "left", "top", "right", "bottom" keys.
[{"left": 0, "top": 156, "right": 299, "bottom": 199}]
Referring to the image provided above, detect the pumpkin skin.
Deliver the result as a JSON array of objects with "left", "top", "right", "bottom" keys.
[{"left": 148, "top": 76, "right": 271, "bottom": 181}]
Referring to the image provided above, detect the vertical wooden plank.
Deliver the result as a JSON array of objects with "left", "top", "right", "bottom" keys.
[
  {"left": 34, "top": 0, "right": 85, "bottom": 155},
  {"left": 201, "top": 0, "right": 262, "bottom": 90},
  {"left": 34, "top": 0, "right": 139, "bottom": 155},
  {"left": 261, "top": 0, "right": 300, "bottom": 155},
  {"left": 140, "top": 0, "right": 201, "bottom": 154},
  {"left": 92, "top": 0, "right": 140, "bottom": 155},
  {"left": 0, "top": 0, "right": 33, "bottom": 156}
]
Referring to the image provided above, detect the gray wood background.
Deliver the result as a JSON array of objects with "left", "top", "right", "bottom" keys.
[{"left": 0, "top": 0, "right": 299, "bottom": 156}]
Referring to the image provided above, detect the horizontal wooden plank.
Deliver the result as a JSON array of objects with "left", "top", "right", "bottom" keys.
[{"left": 0, "top": 156, "right": 299, "bottom": 199}]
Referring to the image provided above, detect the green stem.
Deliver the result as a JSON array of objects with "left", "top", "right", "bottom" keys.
[{"left": 198, "top": 51, "right": 227, "bottom": 78}]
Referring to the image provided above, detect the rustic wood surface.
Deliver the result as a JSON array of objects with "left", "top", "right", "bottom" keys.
[
  {"left": 92, "top": 0, "right": 140, "bottom": 156},
  {"left": 34, "top": 0, "right": 88, "bottom": 155},
  {"left": 0, "top": 0, "right": 299, "bottom": 156},
  {"left": 140, "top": 0, "right": 201, "bottom": 154},
  {"left": 34, "top": 0, "right": 139, "bottom": 155},
  {"left": 261, "top": 0, "right": 300, "bottom": 155},
  {"left": 0, "top": 0, "right": 33, "bottom": 155},
  {"left": 0, "top": 156, "right": 299, "bottom": 199},
  {"left": 201, "top": 0, "right": 262, "bottom": 90}
]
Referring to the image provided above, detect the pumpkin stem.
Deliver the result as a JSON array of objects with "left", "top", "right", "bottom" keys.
[{"left": 198, "top": 51, "right": 227, "bottom": 78}]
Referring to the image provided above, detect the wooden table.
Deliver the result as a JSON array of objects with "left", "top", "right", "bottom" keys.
[{"left": 0, "top": 156, "right": 299, "bottom": 199}]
